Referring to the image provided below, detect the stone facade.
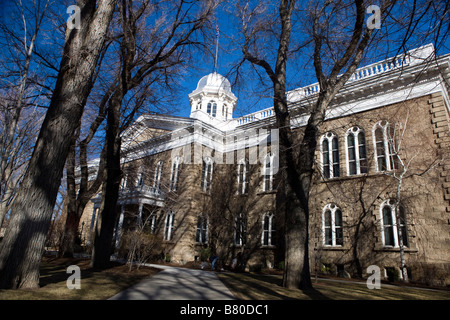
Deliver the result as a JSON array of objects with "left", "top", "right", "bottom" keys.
[{"left": 78, "top": 45, "right": 450, "bottom": 286}]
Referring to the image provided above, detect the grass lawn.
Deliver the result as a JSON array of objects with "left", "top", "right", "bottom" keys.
[
  {"left": 218, "top": 272, "right": 450, "bottom": 300},
  {"left": 0, "top": 256, "right": 159, "bottom": 300}
]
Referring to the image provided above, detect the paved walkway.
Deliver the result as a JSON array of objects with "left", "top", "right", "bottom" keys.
[{"left": 109, "top": 264, "right": 235, "bottom": 300}]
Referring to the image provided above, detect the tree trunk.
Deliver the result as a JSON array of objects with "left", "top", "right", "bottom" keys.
[
  {"left": 91, "top": 94, "right": 123, "bottom": 269},
  {"left": 0, "top": 0, "right": 117, "bottom": 289}
]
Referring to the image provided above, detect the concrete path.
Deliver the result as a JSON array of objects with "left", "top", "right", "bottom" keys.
[{"left": 109, "top": 264, "right": 235, "bottom": 300}]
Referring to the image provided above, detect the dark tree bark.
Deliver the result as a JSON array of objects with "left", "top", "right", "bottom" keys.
[
  {"left": 0, "top": 0, "right": 117, "bottom": 289},
  {"left": 240, "top": 0, "right": 396, "bottom": 289},
  {"left": 91, "top": 0, "right": 216, "bottom": 269}
]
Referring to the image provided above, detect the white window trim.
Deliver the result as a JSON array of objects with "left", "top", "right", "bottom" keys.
[
  {"left": 164, "top": 211, "right": 175, "bottom": 241},
  {"left": 379, "top": 199, "right": 407, "bottom": 248},
  {"left": 136, "top": 168, "right": 144, "bottom": 187},
  {"left": 152, "top": 161, "right": 163, "bottom": 193},
  {"left": 201, "top": 157, "right": 214, "bottom": 192},
  {"left": 373, "top": 121, "right": 397, "bottom": 172},
  {"left": 322, "top": 204, "right": 343, "bottom": 247},
  {"left": 320, "top": 132, "right": 340, "bottom": 179},
  {"left": 195, "top": 214, "right": 209, "bottom": 244},
  {"left": 237, "top": 159, "right": 249, "bottom": 195},
  {"left": 261, "top": 212, "right": 275, "bottom": 246},
  {"left": 345, "top": 126, "right": 367, "bottom": 176},
  {"left": 170, "top": 157, "right": 181, "bottom": 191},
  {"left": 234, "top": 213, "right": 246, "bottom": 246},
  {"left": 262, "top": 153, "right": 275, "bottom": 192}
]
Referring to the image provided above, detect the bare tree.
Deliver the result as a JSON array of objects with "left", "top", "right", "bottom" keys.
[
  {"left": 0, "top": 0, "right": 117, "bottom": 289},
  {"left": 0, "top": 0, "right": 51, "bottom": 229},
  {"left": 91, "top": 0, "right": 217, "bottom": 269},
  {"left": 382, "top": 105, "right": 446, "bottom": 282}
]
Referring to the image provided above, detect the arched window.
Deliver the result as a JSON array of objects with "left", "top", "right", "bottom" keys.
[
  {"left": 321, "top": 132, "right": 340, "bottom": 179},
  {"left": 170, "top": 157, "right": 181, "bottom": 191},
  {"left": 223, "top": 104, "right": 228, "bottom": 120},
  {"left": 164, "top": 211, "right": 175, "bottom": 241},
  {"left": 195, "top": 214, "right": 208, "bottom": 244},
  {"left": 346, "top": 126, "right": 368, "bottom": 175},
  {"left": 373, "top": 120, "right": 398, "bottom": 172},
  {"left": 237, "top": 159, "right": 249, "bottom": 195},
  {"left": 207, "top": 101, "right": 217, "bottom": 117},
  {"left": 152, "top": 161, "right": 163, "bottom": 193},
  {"left": 234, "top": 213, "right": 246, "bottom": 246},
  {"left": 322, "top": 204, "right": 343, "bottom": 246},
  {"left": 136, "top": 168, "right": 144, "bottom": 187},
  {"left": 380, "top": 200, "right": 408, "bottom": 247},
  {"left": 201, "top": 157, "right": 213, "bottom": 192},
  {"left": 261, "top": 212, "right": 276, "bottom": 246},
  {"left": 262, "top": 153, "right": 275, "bottom": 191}
]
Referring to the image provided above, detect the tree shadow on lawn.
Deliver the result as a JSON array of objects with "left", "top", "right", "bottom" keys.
[
  {"left": 39, "top": 256, "right": 158, "bottom": 290},
  {"left": 224, "top": 273, "right": 330, "bottom": 300}
]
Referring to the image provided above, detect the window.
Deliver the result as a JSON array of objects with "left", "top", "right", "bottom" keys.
[
  {"left": 262, "top": 153, "right": 275, "bottom": 191},
  {"left": 207, "top": 101, "right": 217, "bottom": 117},
  {"left": 322, "top": 204, "right": 343, "bottom": 246},
  {"left": 234, "top": 213, "right": 246, "bottom": 246},
  {"left": 164, "top": 211, "right": 175, "bottom": 241},
  {"left": 373, "top": 121, "right": 398, "bottom": 172},
  {"left": 201, "top": 157, "right": 213, "bottom": 192},
  {"left": 195, "top": 214, "right": 208, "bottom": 244},
  {"left": 149, "top": 214, "right": 157, "bottom": 234},
  {"left": 152, "top": 161, "right": 163, "bottom": 193},
  {"left": 237, "top": 159, "right": 249, "bottom": 195},
  {"left": 346, "top": 127, "right": 368, "bottom": 175},
  {"left": 321, "top": 133, "right": 340, "bottom": 179},
  {"left": 121, "top": 173, "right": 128, "bottom": 189},
  {"left": 262, "top": 212, "right": 276, "bottom": 246},
  {"left": 136, "top": 168, "right": 144, "bottom": 187},
  {"left": 380, "top": 200, "right": 408, "bottom": 247},
  {"left": 223, "top": 104, "right": 228, "bottom": 120},
  {"left": 170, "top": 157, "right": 181, "bottom": 191}
]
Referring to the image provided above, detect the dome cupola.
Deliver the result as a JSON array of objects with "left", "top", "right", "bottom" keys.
[{"left": 188, "top": 72, "right": 237, "bottom": 123}]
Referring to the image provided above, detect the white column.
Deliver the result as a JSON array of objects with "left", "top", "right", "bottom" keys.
[
  {"left": 115, "top": 205, "right": 125, "bottom": 248},
  {"left": 137, "top": 202, "right": 143, "bottom": 226}
]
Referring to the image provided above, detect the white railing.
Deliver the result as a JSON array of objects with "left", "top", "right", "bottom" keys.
[
  {"left": 235, "top": 106, "right": 275, "bottom": 125},
  {"left": 235, "top": 44, "right": 434, "bottom": 126},
  {"left": 120, "top": 184, "right": 165, "bottom": 200}
]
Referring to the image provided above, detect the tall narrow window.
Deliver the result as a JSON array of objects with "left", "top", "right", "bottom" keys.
[
  {"left": 195, "top": 214, "right": 208, "bottom": 244},
  {"left": 262, "top": 153, "right": 275, "bottom": 191},
  {"left": 164, "top": 211, "right": 175, "bottom": 241},
  {"left": 346, "top": 127, "right": 368, "bottom": 175},
  {"left": 170, "top": 157, "right": 181, "bottom": 191},
  {"left": 322, "top": 204, "right": 343, "bottom": 246},
  {"left": 201, "top": 157, "right": 213, "bottom": 192},
  {"left": 235, "top": 213, "right": 246, "bottom": 246},
  {"left": 136, "top": 169, "right": 144, "bottom": 187},
  {"left": 121, "top": 173, "right": 128, "bottom": 189},
  {"left": 224, "top": 105, "right": 228, "bottom": 120},
  {"left": 207, "top": 102, "right": 212, "bottom": 114},
  {"left": 374, "top": 121, "right": 398, "bottom": 172},
  {"left": 149, "top": 213, "right": 157, "bottom": 234},
  {"left": 153, "top": 161, "right": 163, "bottom": 193},
  {"left": 237, "top": 159, "right": 249, "bottom": 194},
  {"left": 207, "top": 101, "right": 217, "bottom": 117},
  {"left": 262, "top": 212, "right": 276, "bottom": 246},
  {"left": 212, "top": 102, "right": 217, "bottom": 117},
  {"left": 321, "top": 133, "right": 340, "bottom": 178},
  {"left": 380, "top": 200, "right": 408, "bottom": 247}
]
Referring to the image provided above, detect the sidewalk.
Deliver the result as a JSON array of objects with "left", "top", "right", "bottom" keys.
[{"left": 109, "top": 264, "right": 235, "bottom": 300}]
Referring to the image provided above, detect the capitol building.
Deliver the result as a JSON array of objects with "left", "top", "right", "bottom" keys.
[{"left": 79, "top": 44, "right": 450, "bottom": 285}]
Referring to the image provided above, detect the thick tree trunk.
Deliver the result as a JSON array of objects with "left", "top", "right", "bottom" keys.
[
  {"left": 91, "top": 95, "right": 123, "bottom": 269},
  {"left": 0, "top": 0, "right": 117, "bottom": 289}
]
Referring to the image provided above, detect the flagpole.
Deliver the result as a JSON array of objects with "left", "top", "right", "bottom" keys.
[{"left": 214, "top": 24, "right": 219, "bottom": 73}]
